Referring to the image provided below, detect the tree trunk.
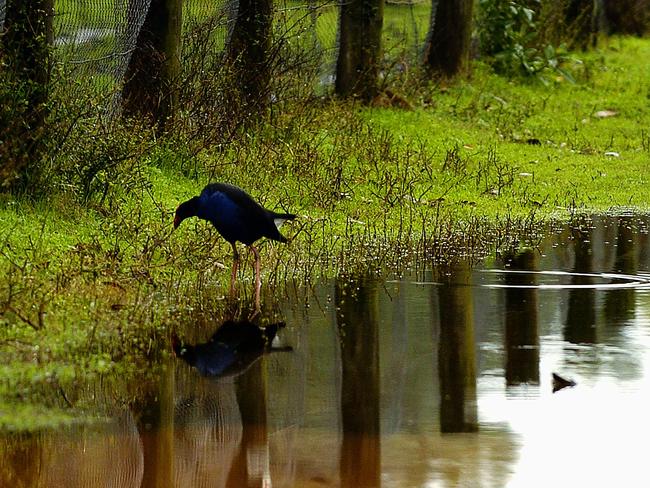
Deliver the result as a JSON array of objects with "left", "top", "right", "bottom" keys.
[
  {"left": 226, "top": 0, "right": 273, "bottom": 114},
  {"left": 423, "top": 0, "right": 473, "bottom": 78},
  {"left": 335, "top": 0, "right": 384, "bottom": 102},
  {"left": 565, "top": 0, "right": 599, "bottom": 49},
  {"left": 0, "top": 0, "right": 53, "bottom": 189},
  {"left": 603, "top": 0, "right": 650, "bottom": 36},
  {"left": 122, "top": 0, "right": 182, "bottom": 127}
]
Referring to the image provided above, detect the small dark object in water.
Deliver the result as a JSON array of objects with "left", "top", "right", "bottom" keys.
[
  {"left": 172, "top": 320, "right": 291, "bottom": 377},
  {"left": 173, "top": 183, "right": 296, "bottom": 309},
  {"left": 552, "top": 372, "right": 576, "bottom": 393}
]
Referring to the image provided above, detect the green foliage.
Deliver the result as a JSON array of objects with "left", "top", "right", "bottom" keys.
[
  {"left": 0, "top": 50, "right": 153, "bottom": 202},
  {"left": 477, "top": 0, "right": 578, "bottom": 83},
  {"left": 52, "top": 110, "right": 152, "bottom": 205}
]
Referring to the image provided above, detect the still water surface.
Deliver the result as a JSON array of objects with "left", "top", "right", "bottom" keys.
[{"left": 3, "top": 214, "right": 650, "bottom": 487}]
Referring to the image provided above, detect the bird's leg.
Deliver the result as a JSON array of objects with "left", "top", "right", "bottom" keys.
[
  {"left": 250, "top": 245, "right": 262, "bottom": 311},
  {"left": 230, "top": 242, "right": 239, "bottom": 299}
]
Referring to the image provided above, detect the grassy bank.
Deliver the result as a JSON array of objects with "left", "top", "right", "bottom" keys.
[{"left": 1, "top": 36, "right": 650, "bottom": 429}]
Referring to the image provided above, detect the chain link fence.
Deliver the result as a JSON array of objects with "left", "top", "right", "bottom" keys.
[
  {"left": 2, "top": 0, "right": 431, "bottom": 108},
  {"left": 54, "top": 0, "right": 151, "bottom": 88}
]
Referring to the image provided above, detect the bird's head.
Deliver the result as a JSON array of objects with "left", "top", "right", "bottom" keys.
[{"left": 173, "top": 197, "right": 200, "bottom": 229}]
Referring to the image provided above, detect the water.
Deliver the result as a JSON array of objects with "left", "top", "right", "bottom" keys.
[{"left": 2, "top": 214, "right": 650, "bottom": 487}]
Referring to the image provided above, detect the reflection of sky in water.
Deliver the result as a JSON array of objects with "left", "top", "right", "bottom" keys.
[
  {"left": 376, "top": 280, "right": 650, "bottom": 487},
  {"left": 480, "top": 317, "right": 650, "bottom": 487}
]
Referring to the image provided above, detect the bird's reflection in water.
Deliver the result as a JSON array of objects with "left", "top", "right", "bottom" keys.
[
  {"left": 172, "top": 318, "right": 292, "bottom": 377},
  {"left": 170, "top": 316, "right": 292, "bottom": 487}
]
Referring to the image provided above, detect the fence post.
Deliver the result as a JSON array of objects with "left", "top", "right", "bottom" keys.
[
  {"left": 423, "top": 0, "right": 473, "bottom": 77},
  {"left": 226, "top": 0, "right": 273, "bottom": 114},
  {"left": 335, "top": 0, "right": 384, "bottom": 102},
  {"left": 122, "top": 0, "right": 182, "bottom": 127},
  {"left": 0, "top": 0, "right": 53, "bottom": 189}
]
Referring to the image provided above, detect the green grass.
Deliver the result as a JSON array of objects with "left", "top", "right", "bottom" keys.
[
  {"left": 2, "top": 35, "right": 650, "bottom": 430},
  {"left": 370, "top": 37, "right": 650, "bottom": 213}
]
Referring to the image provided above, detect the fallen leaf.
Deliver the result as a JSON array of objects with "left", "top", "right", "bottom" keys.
[{"left": 594, "top": 109, "right": 618, "bottom": 118}]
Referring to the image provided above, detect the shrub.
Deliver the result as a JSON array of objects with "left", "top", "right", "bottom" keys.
[{"left": 476, "top": 0, "right": 578, "bottom": 83}]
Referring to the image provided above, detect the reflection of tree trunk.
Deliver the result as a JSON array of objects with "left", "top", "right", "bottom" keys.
[
  {"left": 565, "top": 223, "right": 597, "bottom": 344},
  {"left": 228, "top": 360, "right": 269, "bottom": 488},
  {"left": 336, "top": 277, "right": 381, "bottom": 488},
  {"left": 173, "top": 369, "right": 242, "bottom": 487},
  {"left": 612, "top": 216, "right": 637, "bottom": 273},
  {"left": 0, "top": 434, "right": 42, "bottom": 487},
  {"left": 604, "top": 216, "right": 637, "bottom": 324},
  {"left": 640, "top": 215, "right": 650, "bottom": 270},
  {"left": 137, "top": 360, "right": 175, "bottom": 488},
  {"left": 436, "top": 262, "right": 478, "bottom": 433},
  {"left": 504, "top": 250, "right": 540, "bottom": 385},
  {"left": 386, "top": 281, "right": 409, "bottom": 431}
]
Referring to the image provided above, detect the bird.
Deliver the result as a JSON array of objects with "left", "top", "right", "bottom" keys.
[
  {"left": 173, "top": 183, "right": 296, "bottom": 308},
  {"left": 552, "top": 372, "right": 576, "bottom": 393},
  {"left": 172, "top": 319, "right": 290, "bottom": 377}
]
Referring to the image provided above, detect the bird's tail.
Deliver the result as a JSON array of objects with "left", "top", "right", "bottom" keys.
[
  {"left": 263, "top": 321, "right": 286, "bottom": 344},
  {"left": 272, "top": 212, "right": 297, "bottom": 223},
  {"left": 271, "top": 212, "right": 297, "bottom": 232}
]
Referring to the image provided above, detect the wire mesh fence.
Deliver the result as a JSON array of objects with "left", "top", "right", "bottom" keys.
[
  {"left": 275, "top": 0, "right": 340, "bottom": 87},
  {"left": 54, "top": 0, "right": 151, "bottom": 88},
  {"left": 2, "top": 0, "right": 433, "bottom": 111}
]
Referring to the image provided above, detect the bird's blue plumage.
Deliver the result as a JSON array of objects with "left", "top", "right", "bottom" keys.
[
  {"left": 198, "top": 187, "right": 248, "bottom": 244},
  {"left": 175, "top": 182, "right": 295, "bottom": 246},
  {"left": 192, "top": 342, "right": 237, "bottom": 376},
  {"left": 173, "top": 320, "right": 290, "bottom": 378}
]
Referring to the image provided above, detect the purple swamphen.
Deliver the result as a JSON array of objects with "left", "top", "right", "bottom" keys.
[{"left": 173, "top": 183, "right": 296, "bottom": 307}]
